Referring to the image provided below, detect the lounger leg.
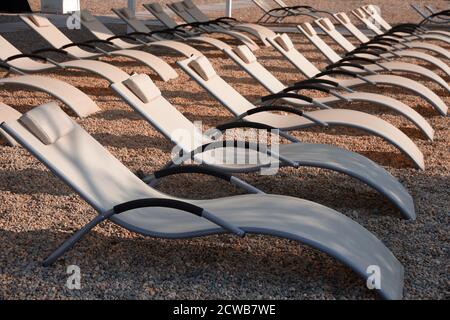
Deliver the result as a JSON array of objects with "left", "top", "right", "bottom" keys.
[{"left": 42, "top": 210, "right": 115, "bottom": 266}]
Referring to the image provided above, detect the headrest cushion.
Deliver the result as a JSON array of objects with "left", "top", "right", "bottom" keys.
[
  {"left": 29, "top": 15, "right": 51, "bottom": 27},
  {"left": 274, "top": 33, "right": 294, "bottom": 51},
  {"left": 233, "top": 45, "right": 257, "bottom": 64},
  {"left": 334, "top": 12, "right": 350, "bottom": 24},
  {"left": 19, "top": 102, "right": 75, "bottom": 145},
  {"left": 299, "top": 22, "right": 316, "bottom": 37},
  {"left": 317, "top": 18, "right": 335, "bottom": 31},
  {"left": 123, "top": 73, "right": 161, "bottom": 103},
  {"left": 188, "top": 56, "right": 217, "bottom": 81}
]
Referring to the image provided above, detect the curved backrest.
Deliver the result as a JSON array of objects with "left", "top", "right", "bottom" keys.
[
  {"left": 79, "top": 10, "right": 135, "bottom": 49},
  {"left": 21, "top": 14, "right": 73, "bottom": 48},
  {"left": 333, "top": 12, "right": 371, "bottom": 43},
  {"left": 297, "top": 21, "right": 344, "bottom": 63},
  {"left": 223, "top": 46, "right": 286, "bottom": 94},
  {"left": 0, "top": 75, "right": 100, "bottom": 117},
  {"left": 177, "top": 56, "right": 256, "bottom": 117},
  {"left": 110, "top": 74, "right": 209, "bottom": 153},
  {"left": 112, "top": 7, "right": 151, "bottom": 33},
  {"left": 266, "top": 34, "right": 321, "bottom": 78},
  {"left": 182, "top": 0, "right": 209, "bottom": 22},
  {"left": 168, "top": 2, "right": 197, "bottom": 23},
  {"left": 351, "top": 8, "right": 384, "bottom": 35},
  {"left": 143, "top": 3, "right": 179, "bottom": 29},
  {"left": 20, "top": 14, "right": 95, "bottom": 58},
  {"left": 362, "top": 5, "right": 392, "bottom": 31}
]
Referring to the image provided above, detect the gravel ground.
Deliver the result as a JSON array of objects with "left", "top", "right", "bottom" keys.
[{"left": 0, "top": 1, "right": 449, "bottom": 300}]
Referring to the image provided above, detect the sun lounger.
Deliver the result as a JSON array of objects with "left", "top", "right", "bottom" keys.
[
  {"left": 112, "top": 7, "right": 260, "bottom": 52},
  {"left": 0, "top": 73, "right": 418, "bottom": 219},
  {"left": 221, "top": 44, "right": 434, "bottom": 140},
  {"left": 160, "top": 2, "right": 260, "bottom": 51},
  {"left": 411, "top": 4, "right": 450, "bottom": 24},
  {"left": 110, "top": 72, "right": 417, "bottom": 219},
  {"left": 19, "top": 14, "right": 178, "bottom": 80},
  {"left": 178, "top": 0, "right": 277, "bottom": 46},
  {"left": 0, "top": 74, "right": 99, "bottom": 117},
  {"left": 298, "top": 19, "right": 450, "bottom": 91},
  {"left": 332, "top": 12, "right": 450, "bottom": 75},
  {"left": 78, "top": 10, "right": 211, "bottom": 58},
  {"left": 251, "top": 0, "right": 315, "bottom": 23},
  {"left": 361, "top": 5, "right": 450, "bottom": 38},
  {"left": 0, "top": 102, "right": 405, "bottom": 299},
  {"left": 334, "top": 12, "right": 449, "bottom": 63},
  {"left": 266, "top": 33, "right": 448, "bottom": 115},
  {"left": 0, "top": 34, "right": 180, "bottom": 83},
  {"left": 352, "top": 7, "right": 450, "bottom": 46},
  {"left": 176, "top": 55, "right": 425, "bottom": 170}
]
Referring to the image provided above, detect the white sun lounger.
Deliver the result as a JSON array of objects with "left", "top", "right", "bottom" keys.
[
  {"left": 166, "top": 1, "right": 259, "bottom": 51},
  {"left": 109, "top": 72, "right": 417, "bottom": 219},
  {"left": 0, "top": 71, "right": 418, "bottom": 219},
  {"left": 332, "top": 12, "right": 450, "bottom": 73},
  {"left": 19, "top": 14, "right": 178, "bottom": 81},
  {"left": 221, "top": 44, "right": 434, "bottom": 140},
  {"left": 0, "top": 74, "right": 99, "bottom": 117},
  {"left": 361, "top": 5, "right": 450, "bottom": 38},
  {"left": 176, "top": 55, "right": 425, "bottom": 170},
  {"left": 410, "top": 4, "right": 450, "bottom": 25},
  {"left": 112, "top": 7, "right": 260, "bottom": 53},
  {"left": 78, "top": 10, "right": 204, "bottom": 56},
  {"left": 179, "top": 0, "right": 277, "bottom": 46},
  {"left": 0, "top": 34, "right": 180, "bottom": 83},
  {"left": 266, "top": 33, "right": 448, "bottom": 115},
  {"left": 0, "top": 102, "right": 405, "bottom": 299},
  {"left": 251, "top": 0, "right": 316, "bottom": 23},
  {"left": 352, "top": 8, "right": 450, "bottom": 48},
  {"left": 298, "top": 19, "right": 450, "bottom": 92}
]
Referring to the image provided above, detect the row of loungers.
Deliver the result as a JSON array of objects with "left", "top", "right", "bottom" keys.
[{"left": 0, "top": 1, "right": 449, "bottom": 300}]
